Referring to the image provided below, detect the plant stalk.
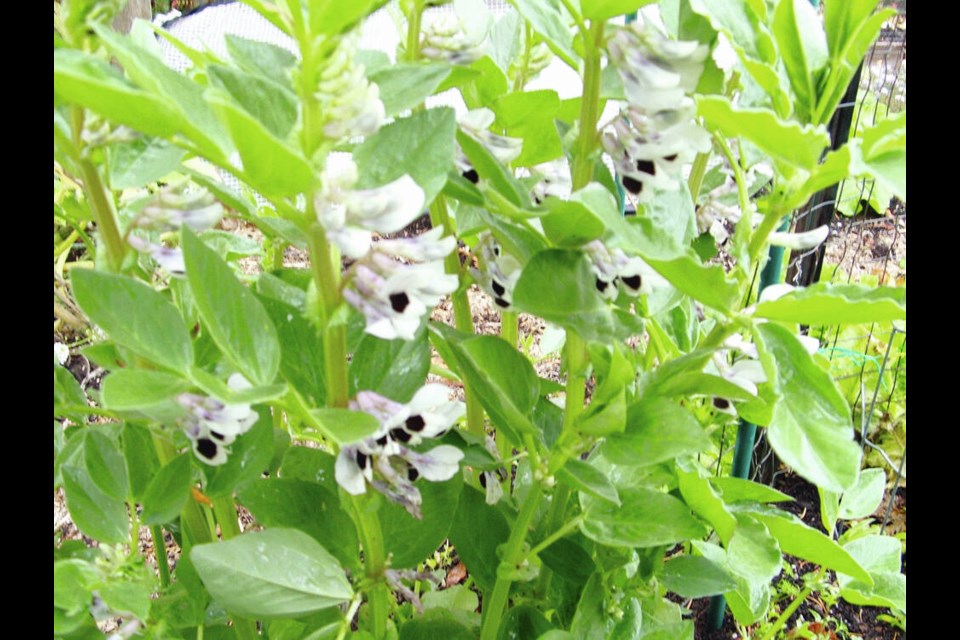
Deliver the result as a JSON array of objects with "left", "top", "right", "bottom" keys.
[
  {"left": 479, "top": 484, "right": 544, "bottom": 640},
  {"left": 150, "top": 525, "right": 172, "bottom": 588},
  {"left": 760, "top": 567, "right": 828, "bottom": 640},
  {"left": 349, "top": 494, "right": 390, "bottom": 639}
]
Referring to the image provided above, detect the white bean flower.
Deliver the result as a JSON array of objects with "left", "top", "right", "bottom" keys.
[
  {"left": 335, "top": 386, "right": 465, "bottom": 518},
  {"left": 470, "top": 233, "right": 523, "bottom": 311},
  {"left": 583, "top": 239, "right": 668, "bottom": 300},
  {"left": 176, "top": 374, "right": 258, "bottom": 465}
]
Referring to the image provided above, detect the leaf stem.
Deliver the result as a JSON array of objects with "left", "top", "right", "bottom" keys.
[
  {"left": 570, "top": 21, "right": 605, "bottom": 191},
  {"left": 501, "top": 310, "right": 518, "bottom": 349},
  {"left": 150, "top": 525, "right": 171, "bottom": 589},
  {"left": 526, "top": 514, "right": 584, "bottom": 560},
  {"left": 479, "top": 484, "right": 544, "bottom": 640}
]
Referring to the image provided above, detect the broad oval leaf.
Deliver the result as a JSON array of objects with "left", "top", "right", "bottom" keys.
[
  {"left": 757, "top": 323, "right": 860, "bottom": 493},
  {"left": 838, "top": 467, "right": 887, "bottom": 520},
  {"left": 182, "top": 228, "right": 280, "bottom": 387},
  {"left": 84, "top": 430, "right": 129, "bottom": 502},
  {"left": 62, "top": 464, "right": 130, "bottom": 544},
  {"left": 191, "top": 528, "right": 353, "bottom": 618},
  {"left": 72, "top": 269, "right": 193, "bottom": 374},
  {"left": 753, "top": 282, "right": 906, "bottom": 325},
  {"left": 662, "top": 555, "right": 738, "bottom": 599},
  {"left": 371, "top": 63, "right": 453, "bottom": 117},
  {"left": 602, "top": 398, "right": 710, "bottom": 466},
  {"left": 379, "top": 475, "right": 464, "bottom": 569},
  {"left": 557, "top": 459, "right": 620, "bottom": 505},
  {"left": 140, "top": 454, "right": 193, "bottom": 526},
  {"left": 102, "top": 369, "right": 191, "bottom": 412},
  {"left": 580, "top": 487, "right": 707, "bottom": 548},
  {"left": 349, "top": 326, "right": 431, "bottom": 403}
]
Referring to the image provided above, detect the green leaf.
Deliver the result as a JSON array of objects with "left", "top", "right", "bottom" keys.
[
  {"left": 122, "top": 423, "right": 160, "bottom": 502},
  {"left": 370, "top": 63, "right": 453, "bottom": 117},
  {"left": 206, "top": 89, "right": 317, "bottom": 197},
  {"left": 94, "top": 25, "right": 233, "bottom": 162},
  {"left": 209, "top": 64, "right": 298, "bottom": 139},
  {"left": 191, "top": 528, "right": 353, "bottom": 618},
  {"left": 84, "top": 430, "right": 129, "bottom": 501},
  {"left": 182, "top": 228, "right": 280, "bottom": 386},
  {"left": 461, "top": 56, "right": 508, "bottom": 109},
  {"left": 101, "top": 369, "right": 191, "bottom": 412},
  {"left": 399, "top": 609, "right": 477, "bottom": 640},
  {"left": 677, "top": 462, "right": 737, "bottom": 545},
  {"left": 662, "top": 555, "right": 738, "bottom": 598},
  {"left": 697, "top": 96, "right": 830, "bottom": 170},
  {"left": 447, "top": 487, "right": 511, "bottom": 592},
  {"left": 258, "top": 295, "right": 326, "bottom": 406},
  {"left": 838, "top": 535, "right": 905, "bottom": 611},
  {"left": 238, "top": 478, "right": 359, "bottom": 569},
  {"left": 728, "top": 515, "right": 782, "bottom": 583},
  {"left": 457, "top": 130, "right": 532, "bottom": 209},
  {"left": 72, "top": 269, "right": 193, "bottom": 374},
  {"left": 225, "top": 35, "right": 297, "bottom": 90},
  {"left": 850, "top": 111, "right": 907, "bottom": 200},
  {"left": 200, "top": 230, "right": 262, "bottom": 261},
  {"left": 687, "top": 0, "right": 768, "bottom": 61},
  {"left": 539, "top": 537, "right": 595, "bottom": 584},
  {"left": 99, "top": 578, "right": 153, "bottom": 621},
  {"left": 493, "top": 90, "right": 563, "bottom": 166},
  {"left": 541, "top": 198, "right": 606, "bottom": 247},
  {"left": 638, "top": 181, "right": 699, "bottom": 247},
  {"left": 754, "top": 282, "right": 906, "bottom": 325},
  {"left": 140, "top": 454, "right": 193, "bottom": 526},
  {"left": 62, "top": 464, "right": 130, "bottom": 544},
  {"left": 602, "top": 398, "right": 710, "bottom": 466},
  {"left": 488, "top": 10, "right": 522, "bottom": 75},
  {"left": 108, "top": 137, "right": 186, "bottom": 189},
  {"left": 557, "top": 459, "right": 620, "bottom": 505},
  {"left": 54, "top": 361, "right": 87, "bottom": 421},
  {"left": 434, "top": 328, "right": 539, "bottom": 444},
  {"left": 280, "top": 447, "right": 338, "bottom": 484},
  {"left": 306, "top": 408, "right": 381, "bottom": 446},
  {"left": 498, "top": 605, "right": 554, "bottom": 640},
  {"left": 349, "top": 326, "right": 431, "bottom": 403},
  {"left": 576, "top": 388, "right": 627, "bottom": 436},
  {"left": 308, "top": 0, "right": 389, "bottom": 37},
  {"left": 583, "top": 0, "right": 657, "bottom": 22},
  {"left": 54, "top": 50, "right": 183, "bottom": 140},
  {"left": 709, "top": 477, "right": 792, "bottom": 504},
  {"left": 510, "top": 0, "right": 579, "bottom": 69},
  {"left": 736, "top": 504, "right": 872, "bottom": 583},
  {"left": 838, "top": 467, "right": 886, "bottom": 520},
  {"left": 772, "top": 0, "right": 828, "bottom": 122},
  {"left": 354, "top": 108, "right": 457, "bottom": 206},
  {"left": 54, "top": 559, "right": 99, "bottom": 614},
  {"left": 756, "top": 323, "right": 860, "bottom": 493},
  {"left": 512, "top": 249, "right": 641, "bottom": 343},
  {"left": 380, "top": 475, "right": 464, "bottom": 569},
  {"left": 581, "top": 487, "right": 707, "bottom": 548},
  {"left": 204, "top": 409, "right": 275, "bottom": 498}
]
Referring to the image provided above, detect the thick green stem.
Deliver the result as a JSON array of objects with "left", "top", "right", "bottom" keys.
[
  {"left": 150, "top": 525, "right": 171, "bottom": 589},
  {"left": 480, "top": 485, "right": 544, "bottom": 640},
  {"left": 428, "top": 195, "right": 485, "bottom": 435},
  {"left": 570, "top": 21, "right": 605, "bottom": 191},
  {"left": 212, "top": 497, "right": 242, "bottom": 540},
  {"left": 349, "top": 494, "right": 390, "bottom": 639},
  {"left": 501, "top": 310, "right": 518, "bottom": 350},
  {"left": 549, "top": 331, "right": 588, "bottom": 475},
  {"left": 307, "top": 223, "right": 350, "bottom": 408},
  {"left": 687, "top": 150, "right": 711, "bottom": 204},
  {"left": 72, "top": 109, "right": 125, "bottom": 273},
  {"left": 405, "top": 1, "right": 423, "bottom": 62}
]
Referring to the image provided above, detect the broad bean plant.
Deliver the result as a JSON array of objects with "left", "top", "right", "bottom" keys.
[{"left": 54, "top": 0, "right": 906, "bottom": 638}]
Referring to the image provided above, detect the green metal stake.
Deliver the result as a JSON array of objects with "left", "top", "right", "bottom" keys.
[{"left": 707, "top": 222, "right": 789, "bottom": 630}]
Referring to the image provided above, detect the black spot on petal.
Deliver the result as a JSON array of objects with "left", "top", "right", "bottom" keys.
[
  {"left": 494, "top": 297, "right": 510, "bottom": 309},
  {"left": 664, "top": 153, "right": 678, "bottom": 162},
  {"left": 406, "top": 415, "right": 426, "bottom": 432},
  {"left": 210, "top": 431, "right": 227, "bottom": 442},
  {"left": 356, "top": 450, "right": 369, "bottom": 469},
  {"left": 390, "top": 427, "right": 412, "bottom": 443},
  {"left": 376, "top": 435, "right": 389, "bottom": 447},
  {"left": 622, "top": 175, "right": 643, "bottom": 195},
  {"left": 196, "top": 438, "right": 218, "bottom": 461},
  {"left": 713, "top": 398, "right": 731, "bottom": 410},
  {"left": 479, "top": 473, "right": 487, "bottom": 488},
  {"left": 389, "top": 292, "right": 410, "bottom": 313},
  {"left": 621, "top": 274, "right": 642, "bottom": 291},
  {"left": 491, "top": 280, "right": 506, "bottom": 296},
  {"left": 463, "top": 168, "right": 479, "bottom": 184},
  {"left": 408, "top": 466, "right": 420, "bottom": 482},
  {"left": 596, "top": 278, "right": 610, "bottom": 293},
  {"left": 636, "top": 159, "right": 656, "bottom": 176}
]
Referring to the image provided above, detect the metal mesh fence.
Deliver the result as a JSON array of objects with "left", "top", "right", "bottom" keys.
[{"left": 754, "top": 7, "right": 906, "bottom": 529}]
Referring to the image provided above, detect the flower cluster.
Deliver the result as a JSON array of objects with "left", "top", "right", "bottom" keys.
[
  {"left": 604, "top": 22, "right": 711, "bottom": 201},
  {"left": 419, "top": 13, "right": 485, "bottom": 65},
  {"left": 315, "top": 37, "right": 385, "bottom": 141},
  {"left": 583, "top": 240, "right": 667, "bottom": 300},
  {"left": 335, "top": 385, "right": 465, "bottom": 518},
  {"left": 176, "top": 374, "right": 258, "bottom": 465},
  {"left": 315, "top": 158, "right": 458, "bottom": 340},
  {"left": 456, "top": 109, "right": 523, "bottom": 185},
  {"left": 470, "top": 233, "right": 522, "bottom": 310}
]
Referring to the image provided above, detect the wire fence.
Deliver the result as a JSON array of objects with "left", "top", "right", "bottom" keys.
[{"left": 753, "top": 7, "right": 906, "bottom": 531}]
